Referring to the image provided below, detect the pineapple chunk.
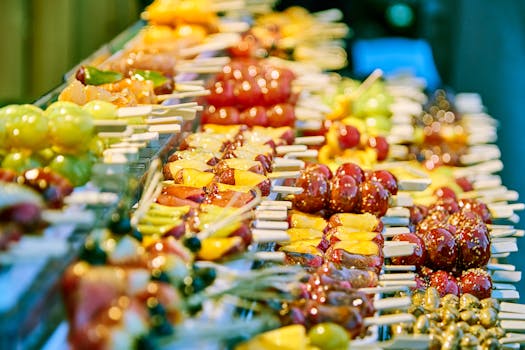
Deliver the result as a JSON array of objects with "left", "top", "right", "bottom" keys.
[
  {"left": 180, "top": 168, "right": 215, "bottom": 187},
  {"left": 223, "top": 158, "right": 262, "bottom": 171},
  {"left": 333, "top": 240, "right": 379, "bottom": 256},
  {"left": 286, "top": 228, "right": 324, "bottom": 242},
  {"left": 279, "top": 240, "right": 323, "bottom": 254},
  {"left": 289, "top": 211, "right": 327, "bottom": 231},
  {"left": 166, "top": 159, "right": 210, "bottom": 175},
  {"left": 198, "top": 237, "right": 243, "bottom": 261},
  {"left": 203, "top": 124, "right": 242, "bottom": 137},
  {"left": 329, "top": 212, "right": 379, "bottom": 231},
  {"left": 234, "top": 169, "right": 267, "bottom": 187},
  {"left": 330, "top": 228, "right": 379, "bottom": 242}
]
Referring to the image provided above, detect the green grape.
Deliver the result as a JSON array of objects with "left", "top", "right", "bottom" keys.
[
  {"left": 1, "top": 151, "right": 42, "bottom": 172},
  {"left": 4, "top": 104, "right": 49, "bottom": 151},
  {"left": 307, "top": 322, "right": 349, "bottom": 350},
  {"left": 0, "top": 115, "right": 6, "bottom": 150},
  {"left": 47, "top": 104, "right": 94, "bottom": 154},
  {"left": 45, "top": 101, "right": 80, "bottom": 116},
  {"left": 83, "top": 100, "right": 118, "bottom": 120},
  {"left": 48, "top": 153, "right": 93, "bottom": 187},
  {"left": 36, "top": 147, "right": 56, "bottom": 165},
  {"left": 366, "top": 115, "right": 392, "bottom": 134}
]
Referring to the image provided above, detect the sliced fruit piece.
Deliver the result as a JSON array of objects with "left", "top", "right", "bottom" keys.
[
  {"left": 197, "top": 236, "right": 243, "bottom": 261},
  {"left": 289, "top": 210, "right": 327, "bottom": 231},
  {"left": 328, "top": 212, "right": 381, "bottom": 232},
  {"left": 332, "top": 240, "right": 380, "bottom": 256},
  {"left": 175, "top": 168, "right": 215, "bottom": 187},
  {"left": 286, "top": 228, "right": 324, "bottom": 242}
]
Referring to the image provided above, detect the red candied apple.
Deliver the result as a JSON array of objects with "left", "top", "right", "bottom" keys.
[
  {"left": 390, "top": 233, "right": 427, "bottom": 267},
  {"left": 417, "top": 207, "right": 454, "bottom": 234},
  {"left": 428, "top": 197, "right": 459, "bottom": 215},
  {"left": 267, "top": 103, "right": 295, "bottom": 127},
  {"left": 367, "top": 136, "right": 389, "bottom": 161},
  {"left": 358, "top": 180, "right": 390, "bottom": 217},
  {"left": 328, "top": 174, "right": 359, "bottom": 213},
  {"left": 455, "top": 222, "right": 490, "bottom": 269},
  {"left": 337, "top": 124, "right": 360, "bottom": 149},
  {"left": 421, "top": 227, "right": 457, "bottom": 270},
  {"left": 335, "top": 162, "right": 365, "bottom": 184},
  {"left": 459, "top": 268, "right": 492, "bottom": 299},
  {"left": 456, "top": 176, "right": 474, "bottom": 192},
  {"left": 206, "top": 79, "right": 235, "bottom": 107},
  {"left": 201, "top": 105, "right": 240, "bottom": 125},
  {"left": 292, "top": 170, "right": 329, "bottom": 213},
  {"left": 430, "top": 270, "right": 460, "bottom": 297},
  {"left": 368, "top": 170, "right": 398, "bottom": 195},
  {"left": 239, "top": 106, "right": 268, "bottom": 127},
  {"left": 305, "top": 163, "right": 333, "bottom": 180},
  {"left": 410, "top": 205, "right": 428, "bottom": 227},
  {"left": 447, "top": 210, "right": 483, "bottom": 229},
  {"left": 433, "top": 186, "right": 458, "bottom": 201},
  {"left": 458, "top": 198, "right": 492, "bottom": 224},
  {"left": 262, "top": 78, "right": 291, "bottom": 106},
  {"left": 234, "top": 79, "right": 263, "bottom": 108}
]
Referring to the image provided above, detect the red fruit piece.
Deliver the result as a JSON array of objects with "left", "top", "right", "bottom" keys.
[
  {"left": 433, "top": 186, "right": 458, "bottom": 201},
  {"left": 267, "top": 103, "right": 295, "bottom": 127},
  {"left": 410, "top": 205, "right": 428, "bottom": 227},
  {"left": 234, "top": 79, "right": 263, "bottom": 108},
  {"left": 206, "top": 79, "right": 235, "bottom": 107},
  {"left": 459, "top": 268, "right": 492, "bottom": 299},
  {"left": 390, "top": 233, "right": 427, "bottom": 267},
  {"left": 412, "top": 274, "right": 427, "bottom": 292},
  {"left": 201, "top": 105, "right": 240, "bottom": 125},
  {"left": 456, "top": 176, "right": 474, "bottom": 192},
  {"left": 421, "top": 227, "right": 457, "bottom": 270},
  {"left": 455, "top": 222, "right": 490, "bottom": 269},
  {"left": 428, "top": 197, "right": 459, "bottom": 215},
  {"left": 239, "top": 106, "right": 268, "bottom": 127},
  {"left": 337, "top": 124, "right": 360, "bottom": 149},
  {"left": 368, "top": 170, "right": 398, "bottom": 195},
  {"left": 328, "top": 175, "right": 359, "bottom": 213},
  {"left": 336, "top": 163, "right": 365, "bottom": 184},
  {"left": 228, "top": 32, "right": 261, "bottom": 58},
  {"left": 262, "top": 78, "right": 291, "bottom": 106},
  {"left": 367, "top": 136, "right": 389, "bottom": 161},
  {"left": 305, "top": 163, "right": 333, "bottom": 180},
  {"left": 292, "top": 170, "right": 329, "bottom": 213},
  {"left": 458, "top": 198, "right": 492, "bottom": 224},
  {"left": 429, "top": 270, "right": 460, "bottom": 297},
  {"left": 358, "top": 180, "right": 390, "bottom": 217},
  {"left": 0, "top": 203, "right": 42, "bottom": 229}
]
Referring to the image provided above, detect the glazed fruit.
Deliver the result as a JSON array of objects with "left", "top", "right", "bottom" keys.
[
  {"left": 4, "top": 105, "right": 49, "bottom": 151},
  {"left": 335, "top": 163, "right": 365, "bottom": 184},
  {"left": 305, "top": 163, "right": 333, "bottom": 180},
  {"left": 267, "top": 103, "right": 295, "bottom": 128},
  {"left": 433, "top": 186, "right": 458, "bottom": 201},
  {"left": 429, "top": 270, "right": 460, "bottom": 297},
  {"left": 292, "top": 171, "right": 329, "bottom": 213},
  {"left": 47, "top": 103, "right": 94, "bottom": 154},
  {"left": 239, "top": 106, "right": 268, "bottom": 127},
  {"left": 337, "top": 124, "right": 360, "bottom": 149},
  {"left": 358, "top": 180, "right": 389, "bottom": 217},
  {"left": 420, "top": 227, "right": 457, "bottom": 270},
  {"left": 459, "top": 269, "right": 492, "bottom": 300},
  {"left": 454, "top": 220, "right": 490, "bottom": 269},
  {"left": 201, "top": 106, "right": 240, "bottom": 125},
  {"left": 458, "top": 199, "right": 491, "bottom": 224},
  {"left": 328, "top": 174, "right": 359, "bottom": 213},
  {"left": 367, "top": 170, "right": 398, "bottom": 195},
  {"left": 390, "top": 233, "right": 426, "bottom": 267}
]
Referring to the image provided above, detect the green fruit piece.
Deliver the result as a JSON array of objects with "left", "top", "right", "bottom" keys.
[
  {"left": 82, "top": 66, "right": 123, "bottom": 86},
  {"left": 0, "top": 116, "right": 6, "bottom": 150},
  {"left": 48, "top": 154, "right": 92, "bottom": 187},
  {"left": 83, "top": 100, "right": 118, "bottom": 120},
  {"left": 1, "top": 151, "right": 42, "bottom": 172},
  {"left": 5, "top": 104, "right": 48, "bottom": 151},
  {"left": 89, "top": 137, "right": 105, "bottom": 157},
  {"left": 48, "top": 106, "right": 94, "bottom": 154},
  {"left": 366, "top": 115, "right": 392, "bottom": 134},
  {"left": 307, "top": 322, "right": 349, "bottom": 350},
  {"left": 45, "top": 101, "right": 79, "bottom": 116}
]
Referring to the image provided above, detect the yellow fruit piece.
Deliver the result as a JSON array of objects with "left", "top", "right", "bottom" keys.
[
  {"left": 330, "top": 212, "right": 379, "bottom": 231},
  {"left": 234, "top": 169, "right": 266, "bottom": 187},
  {"left": 290, "top": 211, "right": 327, "bottom": 231},
  {"left": 202, "top": 124, "right": 242, "bottom": 137},
  {"left": 180, "top": 168, "right": 215, "bottom": 187},
  {"left": 329, "top": 228, "right": 378, "bottom": 242},
  {"left": 198, "top": 237, "right": 242, "bottom": 261},
  {"left": 279, "top": 240, "right": 322, "bottom": 254},
  {"left": 286, "top": 228, "right": 324, "bottom": 242},
  {"left": 148, "top": 203, "right": 191, "bottom": 217},
  {"left": 223, "top": 158, "right": 262, "bottom": 171},
  {"left": 237, "top": 325, "right": 307, "bottom": 350},
  {"left": 215, "top": 183, "right": 253, "bottom": 193},
  {"left": 333, "top": 240, "right": 379, "bottom": 256},
  {"left": 167, "top": 159, "right": 210, "bottom": 175}
]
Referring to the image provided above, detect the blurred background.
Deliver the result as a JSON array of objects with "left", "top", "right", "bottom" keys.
[{"left": 1, "top": 0, "right": 524, "bottom": 295}]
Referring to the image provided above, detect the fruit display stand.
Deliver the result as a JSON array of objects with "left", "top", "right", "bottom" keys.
[{"left": 1, "top": 2, "right": 525, "bottom": 350}]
